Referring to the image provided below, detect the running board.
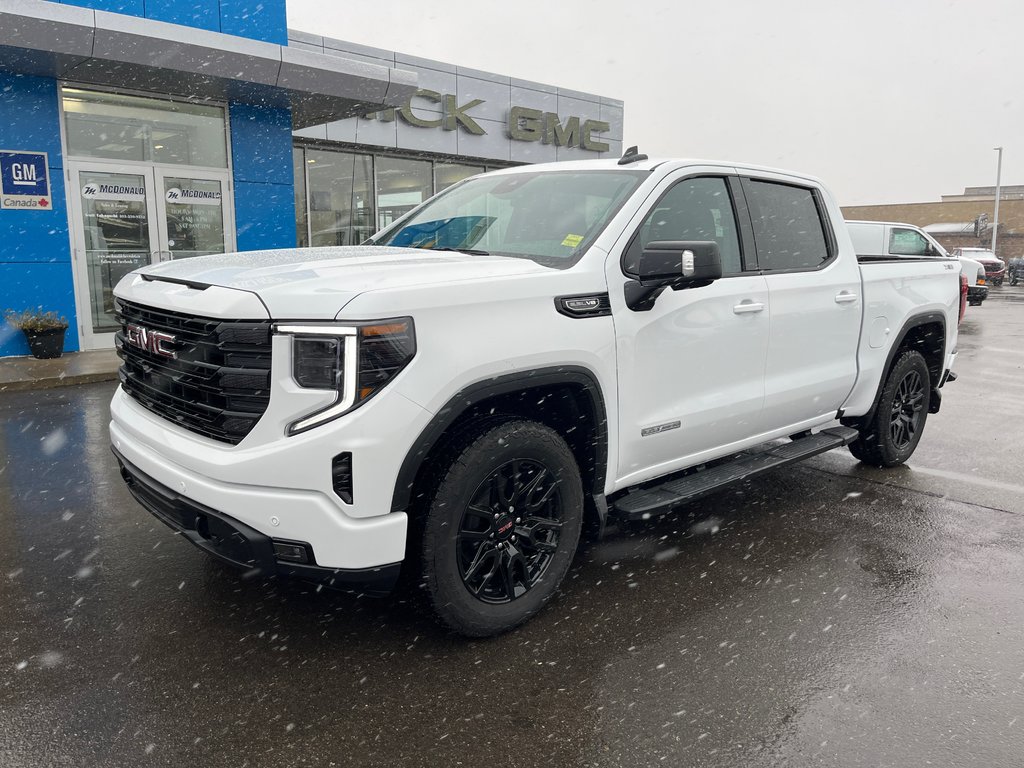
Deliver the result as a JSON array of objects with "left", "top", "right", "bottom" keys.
[{"left": 610, "top": 426, "right": 859, "bottom": 522}]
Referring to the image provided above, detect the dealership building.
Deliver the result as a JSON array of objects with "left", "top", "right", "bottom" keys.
[{"left": 0, "top": 0, "right": 624, "bottom": 357}]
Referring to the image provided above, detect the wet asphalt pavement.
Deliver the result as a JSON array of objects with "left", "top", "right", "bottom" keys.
[{"left": 2, "top": 291, "right": 1023, "bottom": 768}]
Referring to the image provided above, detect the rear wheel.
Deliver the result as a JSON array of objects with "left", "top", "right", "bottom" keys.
[
  {"left": 421, "top": 420, "right": 583, "bottom": 637},
  {"left": 848, "top": 349, "right": 931, "bottom": 467}
]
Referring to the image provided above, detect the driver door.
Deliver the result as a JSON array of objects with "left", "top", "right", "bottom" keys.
[{"left": 607, "top": 172, "right": 770, "bottom": 489}]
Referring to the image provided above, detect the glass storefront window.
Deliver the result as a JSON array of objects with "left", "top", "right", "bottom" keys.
[
  {"left": 63, "top": 88, "right": 228, "bottom": 168},
  {"left": 294, "top": 147, "right": 309, "bottom": 248},
  {"left": 435, "top": 162, "right": 485, "bottom": 193},
  {"left": 307, "top": 149, "right": 374, "bottom": 247},
  {"left": 291, "top": 146, "right": 514, "bottom": 247},
  {"left": 376, "top": 156, "right": 432, "bottom": 230}
]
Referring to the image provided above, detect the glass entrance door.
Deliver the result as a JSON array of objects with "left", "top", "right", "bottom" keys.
[
  {"left": 68, "top": 161, "right": 232, "bottom": 349},
  {"left": 155, "top": 170, "right": 228, "bottom": 260}
]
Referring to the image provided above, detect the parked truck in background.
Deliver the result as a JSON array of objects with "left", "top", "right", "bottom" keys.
[
  {"left": 846, "top": 219, "right": 988, "bottom": 307},
  {"left": 110, "top": 152, "right": 960, "bottom": 636}
]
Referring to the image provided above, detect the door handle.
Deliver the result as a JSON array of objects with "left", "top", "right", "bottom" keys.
[
  {"left": 733, "top": 301, "right": 765, "bottom": 314},
  {"left": 835, "top": 291, "right": 858, "bottom": 304}
]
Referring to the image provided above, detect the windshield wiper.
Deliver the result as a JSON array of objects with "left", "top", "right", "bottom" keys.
[{"left": 429, "top": 246, "right": 491, "bottom": 256}]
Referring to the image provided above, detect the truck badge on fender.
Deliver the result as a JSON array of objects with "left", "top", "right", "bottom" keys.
[{"left": 642, "top": 421, "right": 681, "bottom": 437}]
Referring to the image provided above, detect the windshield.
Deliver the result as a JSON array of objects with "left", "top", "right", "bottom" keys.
[{"left": 373, "top": 169, "right": 648, "bottom": 266}]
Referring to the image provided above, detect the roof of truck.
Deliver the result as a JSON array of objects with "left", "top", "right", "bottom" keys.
[{"left": 485, "top": 157, "right": 825, "bottom": 186}]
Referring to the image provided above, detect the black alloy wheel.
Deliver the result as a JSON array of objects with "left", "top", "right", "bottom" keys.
[
  {"left": 456, "top": 459, "right": 563, "bottom": 603},
  {"left": 421, "top": 420, "right": 584, "bottom": 637},
  {"left": 848, "top": 349, "right": 931, "bottom": 468},
  {"left": 888, "top": 367, "right": 926, "bottom": 450}
]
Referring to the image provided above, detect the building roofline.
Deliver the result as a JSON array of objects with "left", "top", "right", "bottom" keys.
[{"left": 0, "top": 0, "right": 418, "bottom": 127}]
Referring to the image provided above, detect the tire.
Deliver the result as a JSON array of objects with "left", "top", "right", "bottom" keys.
[
  {"left": 421, "top": 420, "right": 584, "bottom": 637},
  {"left": 848, "top": 349, "right": 931, "bottom": 467}
]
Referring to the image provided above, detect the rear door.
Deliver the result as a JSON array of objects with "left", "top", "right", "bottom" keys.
[
  {"left": 608, "top": 171, "right": 770, "bottom": 487},
  {"left": 741, "top": 176, "right": 862, "bottom": 432}
]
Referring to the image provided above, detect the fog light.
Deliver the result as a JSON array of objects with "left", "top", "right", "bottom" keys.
[{"left": 272, "top": 540, "right": 311, "bottom": 564}]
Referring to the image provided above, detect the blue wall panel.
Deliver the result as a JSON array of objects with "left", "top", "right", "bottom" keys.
[
  {"left": 0, "top": 264, "right": 79, "bottom": 357},
  {"left": 57, "top": 0, "right": 145, "bottom": 14},
  {"left": 229, "top": 101, "right": 296, "bottom": 252},
  {"left": 233, "top": 182, "right": 296, "bottom": 253},
  {"left": 219, "top": 0, "right": 288, "bottom": 45},
  {"left": 229, "top": 102, "right": 294, "bottom": 185},
  {"left": 0, "top": 72, "right": 79, "bottom": 357},
  {"left": 54, "top": 1, "right": 288, "bottom": 44},
  {"left": 145, "top": 0, "right": 220, "bottom": 32}
]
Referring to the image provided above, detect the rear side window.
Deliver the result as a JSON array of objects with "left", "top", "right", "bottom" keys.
[{"left": 743, "top": 179, "right": 832, "bottom": 271}]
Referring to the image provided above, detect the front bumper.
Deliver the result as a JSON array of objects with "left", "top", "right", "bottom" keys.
[
  {"left": 114, "top": 448, "right": 401, "bottom": 595},
  {"left": 968, "top": 285, "right": 988, "bottom": 302}
]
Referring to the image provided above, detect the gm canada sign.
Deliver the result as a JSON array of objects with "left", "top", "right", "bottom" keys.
[
  {"left": 0, "top": 150, "right": 51, "bottom": 211},
  {"left": 364, "top": 90, "right": 612, "bottom": 152}
]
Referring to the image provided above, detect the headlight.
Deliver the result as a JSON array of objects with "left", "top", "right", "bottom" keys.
[{"left": 277, "top": 318, "right": 416, "bottom": 435}]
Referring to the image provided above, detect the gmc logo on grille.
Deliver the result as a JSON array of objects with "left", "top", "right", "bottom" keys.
[{"left": 125, "top": 324, "right": 177, "bottom": 359}]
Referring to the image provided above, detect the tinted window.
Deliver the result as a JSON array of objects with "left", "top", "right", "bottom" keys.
[
  {"left": 745, "top": 179, "right": 830, "bottom": 270},
  {"left": 627, "top": 177, "right": 743, "bottom": 275},
  {"left": 889, "top": 227, "right": 931, "bottom": 256}
]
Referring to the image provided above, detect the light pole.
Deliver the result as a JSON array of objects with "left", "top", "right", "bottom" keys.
[{"left": 992, "top": 146, "right": 1003, "bottom": 254}]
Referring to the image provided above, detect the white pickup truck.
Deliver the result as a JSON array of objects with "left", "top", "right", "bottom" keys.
[{"left": 110, "top": 150, "right": 960, "bottom": 635}]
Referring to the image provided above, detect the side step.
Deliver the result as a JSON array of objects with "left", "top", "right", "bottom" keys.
[{"left": 609, "top": 426, "right": 859, "bottom": 522}]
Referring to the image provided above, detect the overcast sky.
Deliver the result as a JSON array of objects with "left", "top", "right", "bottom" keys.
[{"left": 287, "top": 0, "right": 1021, "bottom": 206}]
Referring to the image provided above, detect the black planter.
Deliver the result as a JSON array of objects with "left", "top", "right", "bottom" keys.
[{"left": 24, "top": 327, "right": 67, "bottom": 359}]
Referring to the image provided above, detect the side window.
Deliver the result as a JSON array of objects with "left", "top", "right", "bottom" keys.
[
  {"left": 889, "top": 227, "right": 930, "bottom": 256},
  {"left": 744, "top": 179, "right": 832, "bottom": 271},
  {"left": 626, "top": 176, "right": 743, "bottom": 275}
]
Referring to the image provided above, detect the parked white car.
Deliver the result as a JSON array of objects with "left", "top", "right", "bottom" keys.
[{"left": 111, "top": 153, "right": 960, "bottom": 635}]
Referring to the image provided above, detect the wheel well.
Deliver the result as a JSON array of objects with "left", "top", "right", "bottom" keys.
[
  {"left": 842, "top": 316, "right": 946, "bottom": 431},
  {"left": 900, "top": 320, "right": 945, "bottom": 389},
  {"left": 396, "top": 381, "right": 607, "bottom": 533}
]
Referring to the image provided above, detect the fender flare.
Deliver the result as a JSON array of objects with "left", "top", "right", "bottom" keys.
[
  {"left": 848, "top": 310, "right": 947, "bottom": 425},
  {"left": 390, "top": 365, "right": 609, "bottom": 517}
]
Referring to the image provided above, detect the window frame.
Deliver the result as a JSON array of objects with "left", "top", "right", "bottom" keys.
[
  {"left": 619, "top": 173, "right": 755, "bottom": 279},
  {"left": 737, "top": 175, "right": 838, "bottom": 275}
]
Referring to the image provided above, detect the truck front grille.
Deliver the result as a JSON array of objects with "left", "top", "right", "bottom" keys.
[{"left": 115, "top": 300, "right": 272, "bottom": 445}]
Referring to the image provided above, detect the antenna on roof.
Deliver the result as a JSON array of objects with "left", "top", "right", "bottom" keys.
[{"left": 618, "top": 145, "right": 648, "bottom": 165}]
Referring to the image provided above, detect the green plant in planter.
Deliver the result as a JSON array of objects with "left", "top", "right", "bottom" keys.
[{"left": 4, "top": 309, "right": 70, "bottom": 359}]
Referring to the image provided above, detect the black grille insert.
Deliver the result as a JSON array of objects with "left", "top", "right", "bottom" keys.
[{"left": 116, "top": 300, "right": 272, "bottom": 445}]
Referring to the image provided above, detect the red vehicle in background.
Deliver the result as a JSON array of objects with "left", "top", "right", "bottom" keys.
[{"left": 953, "top": 247, "right": 1006, "bottom": 286}]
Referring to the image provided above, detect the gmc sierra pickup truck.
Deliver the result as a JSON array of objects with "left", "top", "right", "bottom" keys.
[{"left": 110, "top": 150, "right": 960, "bottom": 636}]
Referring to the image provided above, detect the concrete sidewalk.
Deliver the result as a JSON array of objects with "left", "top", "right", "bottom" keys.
[{"left": 0, "top": 349, "right": 120, "bottom": 393}]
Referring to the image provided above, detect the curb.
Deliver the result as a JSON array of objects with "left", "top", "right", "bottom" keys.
[{"left": 0, "top": 370, "right": 120, "bottom": 394}]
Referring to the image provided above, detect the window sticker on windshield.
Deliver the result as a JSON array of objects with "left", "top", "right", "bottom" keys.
[{"left": 562, "top": 234, "right": 584, "bottom": 248}]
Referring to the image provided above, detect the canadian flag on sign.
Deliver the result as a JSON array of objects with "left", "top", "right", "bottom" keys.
[{"left": 38, "top": 199, "right": 49, "bottom": 207}]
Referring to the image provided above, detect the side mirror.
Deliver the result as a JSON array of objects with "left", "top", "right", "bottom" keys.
[
  {"left": 623, "top": 240, "right": 723, "bottom": 311},
  {"left": 631, "top": 240, "right": 723, "bottom": 286}
]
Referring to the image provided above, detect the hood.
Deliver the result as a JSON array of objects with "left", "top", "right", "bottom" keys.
[{"left": 134, "top": 246, "right": 554, "bottom": 318}]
